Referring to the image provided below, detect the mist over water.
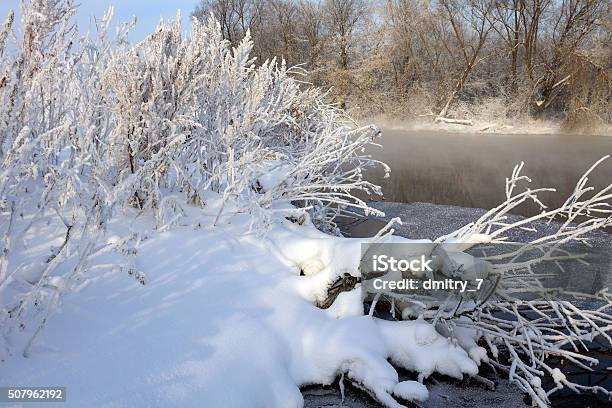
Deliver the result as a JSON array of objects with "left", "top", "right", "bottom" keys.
[{"left": 365, "top": 129, "right": 612, "bottom": 218}]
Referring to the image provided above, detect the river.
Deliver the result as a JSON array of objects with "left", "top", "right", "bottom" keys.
[{"left": 364, "top": 129, "right": 612, "bottom": 216}]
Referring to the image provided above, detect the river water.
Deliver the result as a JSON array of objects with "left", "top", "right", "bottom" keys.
[{"left": 364, "top": 129, "right": 612, "bottom": 216}]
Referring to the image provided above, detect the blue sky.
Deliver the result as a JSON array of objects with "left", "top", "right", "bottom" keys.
[{"left": 0, "top": 1, "right": 201, "bottom": 42}]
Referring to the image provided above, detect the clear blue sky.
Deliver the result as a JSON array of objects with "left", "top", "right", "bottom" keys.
[{"left": 0, "top": 1, "right": 201, "bottom": 43}]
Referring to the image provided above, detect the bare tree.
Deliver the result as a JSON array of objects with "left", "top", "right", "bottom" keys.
[
  {"left": 436, "top": 0, "right": 495, "bottom": 120},
  {"left": 192, "top": 0, "right": 264, "bottom": 46},
  {"left": 189, "top": 0, "right": 610, "bottom": 127},
  {"left": 385, "top": 0, "right": 455, "bottom": 99},
  {"left": 323, "top": 0, "right": 367, "bottom": 70},
  {"left": 297, "top": 0, "right": 325, "bottom": 68},
  {"left": 257, "top": 0, "right": 300, "bottom": 64},
  {"left": 532, "top": 0, "right": 606, "bottom": 116}
]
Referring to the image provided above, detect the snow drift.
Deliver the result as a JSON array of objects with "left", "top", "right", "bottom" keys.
[{"left": 2, "top": 193, "right": 479, "bottom": 407}]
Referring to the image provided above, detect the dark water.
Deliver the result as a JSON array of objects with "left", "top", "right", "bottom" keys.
[{"left": 365, "top": 130, "right": 612, "bottom": 217}]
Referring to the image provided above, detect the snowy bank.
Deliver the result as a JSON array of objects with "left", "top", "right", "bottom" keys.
[
  {"left": 2, "top": 195, "right": 478, "bottom": 408},
  {"left": 363, "top": 116, "right": 612, "bottom": 136},
  {"left": 367, "top": 117, "right": 564, "bottom": 135}
]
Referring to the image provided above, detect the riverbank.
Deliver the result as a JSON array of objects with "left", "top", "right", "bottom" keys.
[
  {"left": 3, "top": 194, "right": 485, "bottom": 408},
  {"left": 362, "top": 117, "right": 612, "bottom": 137},
  {"left": 303, "top": 375, "right": 529, "bottom": 408}
]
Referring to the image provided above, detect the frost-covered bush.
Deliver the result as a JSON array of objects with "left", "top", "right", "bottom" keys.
[
  {"left": 0, "top": 1, "right": 385, "bottom": 358},
  {"left": 0, "top": 0, "right": 118, "bottom": 360},
  {"left": 100, "top": 10, "right": 386, "bottom": 224}
]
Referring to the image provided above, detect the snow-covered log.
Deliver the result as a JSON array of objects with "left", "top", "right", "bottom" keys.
[{"left": 434, "top": 116, "right": 474, "bottom": 126}]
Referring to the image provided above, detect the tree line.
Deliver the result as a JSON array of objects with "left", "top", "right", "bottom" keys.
[{"left": 193, "top": 0, "right": 611, "bottom": 130}]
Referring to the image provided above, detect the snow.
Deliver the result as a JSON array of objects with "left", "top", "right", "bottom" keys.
[
  {"left": 255, "top": 160, "right": 293, "bottom": 192},
  {"left": 361, "top": 116, "right": 611, "bottom": 137},
  {"left": 392, "top": 381, "right": 429, "bottom": 402},
  {"left": 0, "top": 8, "right": 481, "bottom": 406},
  {"left": 2, "top": 195, "right": 479, "bottom": 408},
  {"left": 365, "top": 117, "right": 566, "bottom": 135},
  {"left": 551, "top": 368, "right": 566, "bottom": 385},
  {"left": 2, "top": 4, "right": 610, "bottom": 407}
]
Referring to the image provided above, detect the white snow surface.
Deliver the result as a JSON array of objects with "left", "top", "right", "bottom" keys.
[
  {"left": 392, "top": 380, "right": 429, "bottom": 402},
  {"left": 255, "top": 160, "right": 293, "bottom": 192},
  {"left": 364, "top": 117, "right": 565, "bottom": 135},
  {"left": 3, "top": 195, "right": 479, "bottom": 408}
]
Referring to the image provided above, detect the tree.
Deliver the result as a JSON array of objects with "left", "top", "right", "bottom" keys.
[
  {"left": 323, "top": 0, "right": 367, "bottom": 70},
  {"left": 491, "top": 0, "right": 552, "bottom": 94},
  {"left": 532, "top": 0, "right": 607, "bottom": 116},
  {"left": 191, "top": 0, "right": 264, "bottom": 46},
  {"left": 436, "top": 0, "right": 495, "bottom": 120},
  {"left": 297, "top": 0, "right": 325, "bottom": 68},
  {"left": 258, "top": 0, "right": 300, "bottom": 65}
]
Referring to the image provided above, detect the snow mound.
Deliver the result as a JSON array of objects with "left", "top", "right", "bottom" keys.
[
  {"left": 3, "top": 200, "right": 478, "bottom": 408},
  {"left": 393, "top": 380, "right": 429, "bottom": 402}
]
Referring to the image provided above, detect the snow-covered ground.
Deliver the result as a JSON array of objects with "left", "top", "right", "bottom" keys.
[
  {"left": 3, "top": 194, "right": 481, "bottom": 408},
  {"left": 5, "top": 198, "right": 610, "bottom": 407}
]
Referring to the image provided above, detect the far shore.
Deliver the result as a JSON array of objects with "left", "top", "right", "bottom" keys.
[{"left": 357, "top": 116, "right": 612, "bottom": 137}]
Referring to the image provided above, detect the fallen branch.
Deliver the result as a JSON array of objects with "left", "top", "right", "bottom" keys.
[{"left": 434, "top": 116, "right": 474, "bottom": 126}]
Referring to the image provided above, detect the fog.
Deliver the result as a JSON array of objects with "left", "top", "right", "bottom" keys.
[{"left": 366, "top": 129, "right": 612, "bottom": 218}]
